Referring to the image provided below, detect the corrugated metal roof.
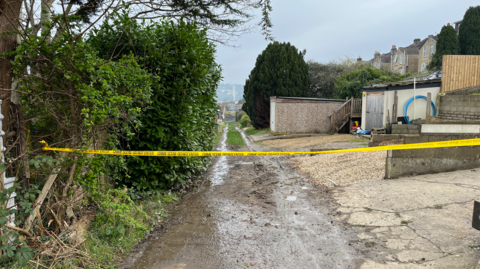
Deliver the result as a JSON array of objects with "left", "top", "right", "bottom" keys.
[
  {"left": 363, "top": 79, "right": 442, "bottom": 90},
  {"left": 276, "top": 96, "right": 346, "bottom": 102}
]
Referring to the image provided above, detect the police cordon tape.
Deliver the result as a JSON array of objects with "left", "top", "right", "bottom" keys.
[{"left": 40, "top": 138, "right": 480, "bottom": 157}]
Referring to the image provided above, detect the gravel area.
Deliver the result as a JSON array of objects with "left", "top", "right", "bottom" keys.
[
  {"left": 261, "top": 134, "right": 362, "bottom": 149},
  {"left": 288, "top": 151, "right": 387, "bottom": 188}
]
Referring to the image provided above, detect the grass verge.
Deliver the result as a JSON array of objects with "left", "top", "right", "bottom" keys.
[
  {"left": 245, "top": 127, "right": 268, "bottom": 136},
  {"left": 226, "top": 123, "right": 245, "bottom": 146},
  {"left": 85, "top": 193, "right": 179, "bottom": 267},
  {"left": 213, "top": 123, "right": 226, "bottom": 145}
]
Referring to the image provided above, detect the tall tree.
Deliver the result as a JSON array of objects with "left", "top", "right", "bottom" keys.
[
  {"left": 120, "top": 0, "right": 273, "bottom": 44},
  {"left": 459, "top": 6, "right": 480, "bottom": 55},
  {"left": 242, "top": 42, "right": 309, "bottom": 128},
  {"left": 307, "top": 58, "right": 361, "bottom": 98},
  {"left": 428, "top": 24, "right": 460, "bottom": 70},
  {"left": 0, "top": 0, "right": 23, "bottom": 141}
]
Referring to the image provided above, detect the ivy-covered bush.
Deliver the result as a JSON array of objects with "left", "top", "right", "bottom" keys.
[
  {"left": 334, "top": 66, "right": 410, "bottom": 99},
  {"left": 90, "top": 14, "right": 222, "bottom": 191}
]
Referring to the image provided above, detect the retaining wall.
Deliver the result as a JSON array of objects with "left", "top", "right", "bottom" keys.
[{"left": 385, "top": 134, "right": 480, "bottom": 179}]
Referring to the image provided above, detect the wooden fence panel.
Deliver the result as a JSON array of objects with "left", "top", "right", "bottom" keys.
[{"left": 442, "top": 55, "right": 480, "bottom": 93}]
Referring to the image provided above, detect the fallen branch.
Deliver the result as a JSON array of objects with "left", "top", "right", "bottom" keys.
[
  {"left": 24, "top": 173, "right": 59, "bottom": 232},
  {"left": 49, "top": 209, "right": 62, "bottom": 232},
  {"left": 5, "top": 224, "right": 33, "bottom": 237}
]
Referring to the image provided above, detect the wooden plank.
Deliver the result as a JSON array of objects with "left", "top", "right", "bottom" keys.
[
  {"left": 393, "top": 90, "right": 398, "bottom": 121},
  {"left": 426, "top": 92, "right": 431, "bottom": 123}
]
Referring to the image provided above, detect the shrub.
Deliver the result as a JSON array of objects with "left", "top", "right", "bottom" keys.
[
  {"left": 91, "top": 189, "right": 149, "bottom": 241},
  {"left": 334, "top": 66, "right": 409, "bottom": 99},
  {"left": 239, "top": 113, "right": 251, "bottom": 128}
]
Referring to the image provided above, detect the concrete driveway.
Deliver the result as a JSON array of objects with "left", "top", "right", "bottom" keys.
[{"left": 330, "top": 169, "right": 480, "bottom": 268}]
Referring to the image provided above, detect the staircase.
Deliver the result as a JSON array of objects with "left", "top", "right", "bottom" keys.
[{"left": 329, "top": 97, "right": 362, "bottom": 134}]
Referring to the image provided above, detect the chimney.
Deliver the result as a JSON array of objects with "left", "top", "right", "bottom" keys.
[
  {"left": 428, "top": 34, "right": 434, "bottom": 38},
  {"left": 454, "top": 20, "right": 462, "bottom": 33},
  {"left": 447, "top": 23, "right": 451, "bottom": 26},
  {"left": 374, "top": 51, "right": 380, "bottom": 59},
  {"left": 414, "top": 38, "right": 420, "bottom": 46},
  {"left": 391, "top": 45, "right": 397, "bottom": 55},
  {"left": 357, "top": 56, "right": 362, "bottom": 62}
]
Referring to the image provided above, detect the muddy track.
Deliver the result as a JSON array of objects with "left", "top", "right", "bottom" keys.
[{"left": 121, "top": 124, "right": 362, "bottom": 269}]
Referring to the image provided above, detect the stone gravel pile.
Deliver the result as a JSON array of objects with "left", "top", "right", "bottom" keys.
[{"left": 289, "top": 151, "right": 387, "bottom": 188}]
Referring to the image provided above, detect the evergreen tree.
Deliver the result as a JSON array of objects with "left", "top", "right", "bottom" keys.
[
  {"left": 459, "top": 6, "right": 480, "bottom": 55},
  {"left": 428, "top": 24, "right": 460, "bottom": 70},
  {"left": 242, "top": 42, "right": 309, "bottom": 128}
]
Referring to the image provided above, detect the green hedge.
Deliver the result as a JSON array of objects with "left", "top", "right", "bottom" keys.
[{"left": 90, "top": 15, "right": 221, "bottom": 191}]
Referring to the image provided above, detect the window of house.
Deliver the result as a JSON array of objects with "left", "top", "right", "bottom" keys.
[
  {"left": 394, "top": 55, "right": 398, "bottom": 62},
  {"left": 430, "top": 45, "right": 434, "bottom": 55},
  {"left": 422, "top": 63, "right": 426, "bottom": 72},
  {"left": 423, "top": 47, "right": 427, "bottom": 57},
  {"left": 400, "top": 54, "right": 403, "bottom": 64}
]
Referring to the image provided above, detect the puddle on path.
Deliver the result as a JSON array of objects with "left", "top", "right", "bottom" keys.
[
  {"left": 237, "top": 126, "right": 254, "bottom": 150},
  {"left": 210, "top": 125, "right": 229, "bottom": 186}
]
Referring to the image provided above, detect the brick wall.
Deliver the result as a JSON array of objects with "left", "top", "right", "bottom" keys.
[
  {"left": 437, "top": 95, "right": 480, "bottom": 121},
  {"left": 272, "top": 98, "right": 343, "bottom": 134}
]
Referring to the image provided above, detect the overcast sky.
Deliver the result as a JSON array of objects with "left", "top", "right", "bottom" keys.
[{"left": 216, "top": 0, "right": 478, "bottom": 85}]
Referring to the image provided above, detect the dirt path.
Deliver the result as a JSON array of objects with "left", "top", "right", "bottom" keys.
[{"left": 121, "top": 124, "right": 361, "bottom": 269}]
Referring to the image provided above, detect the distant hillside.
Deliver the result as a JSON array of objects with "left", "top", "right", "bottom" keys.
[{"left": 216, "top": 83, "right": 244, "bottom": 102}]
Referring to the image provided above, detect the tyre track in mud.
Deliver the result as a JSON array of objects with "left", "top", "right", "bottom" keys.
[{"left": 121, "top": 124, "right": 361, "bottom": 269}]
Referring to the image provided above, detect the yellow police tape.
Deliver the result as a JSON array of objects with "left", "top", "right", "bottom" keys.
[{"left": 40, "top": 138, "right": 480, "bottom": 157}]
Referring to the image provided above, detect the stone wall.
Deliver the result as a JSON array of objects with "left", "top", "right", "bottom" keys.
[
  {"left": 437, "top": 95, "right": 480, "bottom": 122},
  {"left": 385, "top": 134, "right": 480, "bottom": 179},
  {"left": 272, "top": 97, "right": 344, "bottom": 134}
]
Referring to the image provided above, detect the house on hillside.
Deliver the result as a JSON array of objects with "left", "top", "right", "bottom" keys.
[
  {"left": 387, "top": 35, "right": 437, "bottom": 74},
  {"left": 391, "top": 40, "right": 422, "bottom": 74},
  {"left": 371, "top": 51, "right": 392, "bottom": 70},
  {"left": 417, "top": 35, "right": 437, "bottom": 73}
]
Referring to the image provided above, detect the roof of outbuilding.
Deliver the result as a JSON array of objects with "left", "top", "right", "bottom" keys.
[{"left": 363, "top": 79, "right": 442, "bottom": 91}]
